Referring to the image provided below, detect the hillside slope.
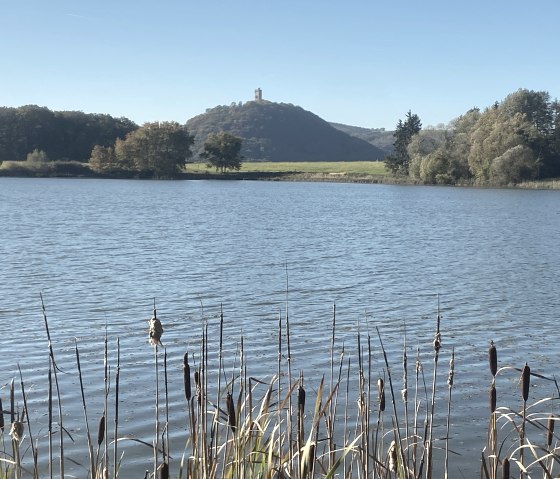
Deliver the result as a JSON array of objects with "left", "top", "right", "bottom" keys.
[
  {"left": 329, "top": 122, "right": 395, "bottom": 155},
  {"left": 186, "top": 101, "right": 386, "bottom": 162}
]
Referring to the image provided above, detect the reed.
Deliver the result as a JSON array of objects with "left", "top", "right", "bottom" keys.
[{"left": 5, "top": 297, "right": 560, "bottom": 479}]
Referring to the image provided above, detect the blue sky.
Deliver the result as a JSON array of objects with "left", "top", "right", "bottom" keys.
[{"left": 2, "top": 1, "right": 559, "bottom": 129}]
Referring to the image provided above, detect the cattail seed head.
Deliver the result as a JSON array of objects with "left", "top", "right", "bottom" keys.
[
  {"left": 547, "top": 415, "right": 555, "bottom": 447},
  {"left": 447, "top": 349, "right": 455, "bottom": 388},
  {"left": 183, "top": 353, "right": 191, "bottom": 402},
  {"left": 226, "top": 392, "right": 236, "bottom": 433},
  {"left": 377, "top": 378, "right": 385, "bottom": 412},
  {"left": 489, "top": 341, "right": 497, "bottom": 377},
  {"left": 194, "top": 370, "right": 201, "bottom": 405},
  {"left": 490, "top": 385, "right": 497, "bottom": 413},
  {"left": 148, "top": 315, "right": 163, "bottom": 346},
  {"left": 433, "top": 332, "right": 441, "bottom": 353},
  {"left": 0, "top": 398, "right": 4, "bottom": 431},
  {"left": 502, "top": 457, "right": 510, "bottom": 479},
  {"left": 388, "top": 440, "right": 397, "bottom": 472},
  {"left": 97, "top": 413, "right": 105, "bottom": 446},
  {"left": 521, "top": 363, "right": 530, "bottom": 403},
  {"left": 9, "top": 420, "right": 23, "bottom": 443}
]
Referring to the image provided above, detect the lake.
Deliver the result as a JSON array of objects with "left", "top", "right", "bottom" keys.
[{"left": 1, "top": 177, "right": 559, "bottom": 477}]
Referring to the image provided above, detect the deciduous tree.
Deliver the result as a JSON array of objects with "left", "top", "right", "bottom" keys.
[
  {"left": 201, "top": 132, "right": 244, "bottom": 173},
  {"left": 112, "top": 122, "right": 193, "bottom": 177}
]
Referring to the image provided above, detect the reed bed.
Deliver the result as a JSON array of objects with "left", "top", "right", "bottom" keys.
[{"left": 0, "top": 299, "right": 559, "bottom": 479}]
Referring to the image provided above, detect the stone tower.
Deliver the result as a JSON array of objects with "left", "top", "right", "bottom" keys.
[{"left": 254, "top": 88, "right": 262, "bottom": 102}]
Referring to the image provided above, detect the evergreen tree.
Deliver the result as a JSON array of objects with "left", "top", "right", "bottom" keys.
[{"left": 385, "top": 110, "right": 422, "bottom": 175}]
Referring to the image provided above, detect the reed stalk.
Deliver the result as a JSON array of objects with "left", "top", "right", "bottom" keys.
[
  {"left": 425, "top": 297, "right": 442, "bottom": 479},
  {"left": 75, "top": 340, "right": 95, "bottom": 478},
  {"left": 520, "top": 362, "right": 530, "bottom": 478},
  {"left": 48, "top": 366, "right": 53, "bottom": 479},
  {"left": 402, "top": 325, "right": 410, "bottom": 471},
  {"left": 284, "top": 264, "right": 294, "bottom": 479},
  {"left": 103, "top": 322, "right": 109, "bottom": 479},
  {"left": 114, "top": 338, "right": 120, "bottom": 479},
  {"left": 277, "top": 310, "right": 283, "bottom": 475},
  {"left": 328, "top": 303, "right": 336, "bottom": 471},
  {"left": 40, "top": 294, "right": 65, "bottom": 479},
  {"left": 375, "top": 326, "right": 406, "bottom": 478}
]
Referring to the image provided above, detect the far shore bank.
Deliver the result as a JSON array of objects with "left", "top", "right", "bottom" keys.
[{"left": 1, "top": 162, "right": 560, "bottom": 189}]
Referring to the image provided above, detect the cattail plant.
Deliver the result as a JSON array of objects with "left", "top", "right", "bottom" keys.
[
  {"left": 444, "top": 348, "right": 455, "bottom": 479},
  {"left": 297, "top": 373, "right": 306, "bottom": 451},
  {"left": 183, "top": 352, "right": 191, "bottom": 402},
  {"left": 148, "top": 303, "right": 164, "bottom": 479},
  {"left": 489, "top": 341, "right": 497, "bottom": 379},
  {"left": 502, "top": 457, "right": 510, "bottom": 479},
  {"left": 426, "top": 298, "right": 442, "bottom": 479},
  {"left": 159, "top": 461, "right": 169, "bottom": 479},
  {"left": 487, "top": 340, "right": 498, "bottom": 479},
  {"left": 10, "top": 410, "right": 24, "bottom": 479},
  {"left": 546, "top": 414, "right": 555, "bottom": 448},
  {"left": 520, "top": 362, "right": 530, "bottom": 477},
  {"left": 226, "top": 391, "right": 236, "bottom": 433}
]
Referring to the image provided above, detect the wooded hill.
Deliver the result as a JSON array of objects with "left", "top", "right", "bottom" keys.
[{"left": 186, "top": 101, "right": 386, "bottom": 162}]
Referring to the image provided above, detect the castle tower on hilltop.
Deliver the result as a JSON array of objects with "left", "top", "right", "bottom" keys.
[{"left": 254, "top": 88, "right": 262, "bottom": 102}]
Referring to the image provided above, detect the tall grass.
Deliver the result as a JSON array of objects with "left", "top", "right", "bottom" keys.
[{"left": 2, "top": 298, "right": 560, "bottom": 479}]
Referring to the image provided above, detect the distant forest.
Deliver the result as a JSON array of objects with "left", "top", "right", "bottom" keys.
[{"left": 0, "top": 105, "right": 138, "bottom": 163}]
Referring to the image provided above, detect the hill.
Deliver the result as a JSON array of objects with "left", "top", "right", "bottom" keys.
[
  {"left": 186, "top": 101, "right": 386, "bottom": 162},
  {"left": 329, "top": 122, "right": 395, "bottom": 155}
]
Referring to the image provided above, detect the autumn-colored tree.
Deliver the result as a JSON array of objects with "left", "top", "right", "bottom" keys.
[{"left": 112, "top": 122, "right": 193, "bottom": 177}]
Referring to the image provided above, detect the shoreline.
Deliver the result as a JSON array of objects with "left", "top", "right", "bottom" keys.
[{"left": 1, "top": 168, "right": 560, "bottom": 189}]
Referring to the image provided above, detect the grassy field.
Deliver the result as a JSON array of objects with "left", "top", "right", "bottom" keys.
[{"left": 185, "top": 160, "right": 389, "bottom": 176}]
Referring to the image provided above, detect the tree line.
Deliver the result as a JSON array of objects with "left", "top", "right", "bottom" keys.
[
  {"left": 386, "top": 89, "right": 560, "bottom": 184},
  {"left": 0, "top": 105, "right": 138, "bottom": 162},
  {"left": 0, "top": 105, "right": 243, "bottom": 178}
]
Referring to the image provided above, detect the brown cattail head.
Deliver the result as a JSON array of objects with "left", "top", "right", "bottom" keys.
[
  {"left": 298, "top": 383, "right": 306, "bottom": 415},
  {"left": 0, "top": 397, "right": 4, "bottom": 431},
  {"left": 183, "top": 353, "right": 191, "bottom": 402},
  {"left": 490, "top": 385, "right": 497, "bottom": 413},
  {"left": 521, "top": 363, "right": 530, "bottom": 403},
  {"left": 502, "top": 457, "right": 510, "bottom": 479},
  {"left": 433, "top": 332, "right": 441, "bottom": 353},
  {"left": 159, "top": 462, "right": 169, "bottom": 479},
  {"left": 377, "top": 378, "right": 385, "bottom": 412},
  {"left": 547, "top": 415, "right": 555, "bottom": 447},
  {"left": 226, "top": 392, "right": 236, "bottom": 433},
  {"left": 489, "top": 341, "right": 498, "bottom": 378},
  {"left": 97, "top": 413, "right": 105, "bottom": 446}
]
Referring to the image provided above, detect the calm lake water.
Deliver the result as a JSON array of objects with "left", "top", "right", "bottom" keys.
[{"left": 1, "top": 177, "right": 560, "bottom": 477}]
